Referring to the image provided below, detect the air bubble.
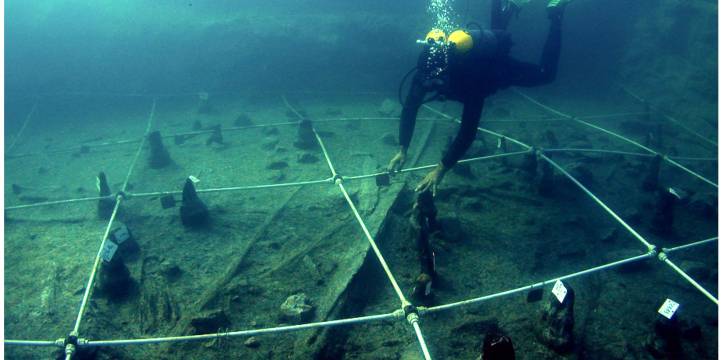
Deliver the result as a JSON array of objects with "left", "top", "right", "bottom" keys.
[{"left": 428, "top": 0, "right": 457, "bottom": 34}]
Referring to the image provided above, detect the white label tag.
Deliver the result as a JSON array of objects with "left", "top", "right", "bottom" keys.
[
  {"left": 100, "top": 241, "right": 119, "bottom": 263},
  {"left": 497, "top": 138, "right": 502, "bottom": 149},
  {"left": 424, "top": 281, "right": 432, "bottom": 296},
  {"left": 188, "top": 175, "right": 200, "bottom": 184},
  {"left": 658, "top": 299, "right": 679, "bottom": 319},
  {"left": 551, "top": 280, "right": 567, "bottom": 303},
  {"left": 96, "top": 176, "right": 101, "bottom": 192},
  {"left": 113, "top": 225, "right": 130, "bottom": 244},
  {"left": 668, "top": 187, "right": 681, "bottom": 200}
]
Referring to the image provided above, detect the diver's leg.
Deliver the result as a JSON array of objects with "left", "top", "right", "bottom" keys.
[
  {"left": 491, "top": 0, "right": 522, "bottom": 30},
  {"left": 504, "top": 15, "right": 562, "bottom": 87},
  {"left": 539, "top": 15, "right": 562, "bottom": 80},
  {"left": 547, "top": 0, "right": 573, "bottom": 19},
  {"left": 491, "top": 0, "right": 503, "bottom": 29},
  {"left": 399, "top": 75, "right": 427, "bottom": 151}
]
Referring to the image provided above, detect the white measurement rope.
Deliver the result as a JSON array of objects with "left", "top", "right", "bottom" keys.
[
  {"left": 618, "top": 85, "right": 717, "bottom": 147},
  {"left": 6, "top": 120, "right": 302, "bottom": 159},
  {"left": 312, "top": 128, "right": 339, "bottom": 178},
  {"left": 336, "top": 181, "right": 408, "bottom": 304},
  {"left": 283, "top": 95, "right": 432, "bottom": 357},
  {"left": 6, "top": 151, "right": 529, "bottom": 212},
  {"left": 9, "top": 235, "right": 716, "bottom": 349},
  {"left": 663, "top": 237, "right": 718, "bottom": 254},
  {"left": 2, "top": 233, "right": 702, "bottom": 348},
  {"left": 134, "top": 178, "right": 334, "bottom": 199},
  {"left": 6, "top": 95, "right": 717, "bottom": 355},
  {"left": 514, "top": 90, "right": 718, "bottom": 189},
  {"left": 72, "top": 100, "right": 156, "bottom": 337},
  {"left": 344, "top": 151, "right": 530, "bottom": 181},
  {"left": 4, "top": 196, "right": 113, "bottom": 211},
  {"left": 4, "top": 339, "right": 58, "bottom": 346},
  {"left": 71, "top": 198, "right": 123, "bottom": 335},
  {"left": 428, "top": 105, "right": 719, "bottom": 304},
  {"left": 658, "top": 253, "right": 718, "bottom": 305},
  {"left": 667, "top": 156, "right": 717, "bottom": 162},
  {"left": 424, "top": 104, "right": 656, "bottom": 252},
  {"left": 507, "top": 92, "right": 719, "bottom": 304},
  {"left": 283, "top": 95, "right": 407, "bottom": 305},
  {"left": 423, "top": 252, "right": 655, "bottom": 314},
  {"left": 542, "top": 148, "right": 653, "bottom": 158},
  {"left": 663, "top": 157, "right": 718, "bottom": 188},
  {"left": 7, "top": 102, "right": 38, "bottom": 153},
  {"left": 411, "top": 319, "right": 433, "bottom": 360},
  {"left": 539, "top": 152, "right": 655, "bottom": 251},
  {"left": 8, "top": 90, "right": 396, "bottom": 100},
  {"left": 82, "top": 311, "right": 400, "bottom": 347}
]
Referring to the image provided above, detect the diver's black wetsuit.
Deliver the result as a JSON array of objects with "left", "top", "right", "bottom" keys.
[{"left": 400, "top": 12, "right": 563, "bottom": 169}]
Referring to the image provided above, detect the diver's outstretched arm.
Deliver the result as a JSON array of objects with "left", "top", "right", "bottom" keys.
[
  {"left": 399, "top": 74, "right": 427, "bottom": 153},
  {"left": 440, "top": 100, "right": 483, "bottom": 168}
]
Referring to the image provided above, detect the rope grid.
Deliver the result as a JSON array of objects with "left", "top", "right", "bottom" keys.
[{"left": 4, "top": 92, "right": 718, "bottom": 360}]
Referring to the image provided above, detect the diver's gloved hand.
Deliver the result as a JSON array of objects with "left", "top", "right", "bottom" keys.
[
  {"left": 387, "top": 148, "right": 407, "bottom": 173},
  {"left": 415, "top": 163, "right": 448, "bottom": 196}
]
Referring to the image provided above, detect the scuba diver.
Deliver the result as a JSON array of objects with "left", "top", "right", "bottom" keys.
[
  {"left": 396, "top": 0, "right": 572, "bottom": 301},
  {"left": 388, "top": 0, "right": 571, "bottom": 195}
]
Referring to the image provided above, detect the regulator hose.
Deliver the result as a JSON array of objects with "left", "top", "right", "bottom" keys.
[{"left": 466, "top": 21, "right": 483, "bottom": 32}]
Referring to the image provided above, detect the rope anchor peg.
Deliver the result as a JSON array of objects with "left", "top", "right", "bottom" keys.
[
  {"left": 61, "top": 332, "right": 87, "bottom": 358},
  {"left": 657, "top": 251, "right": 668, "bottom": 262},
  {"left": 64, "top": 332, "right": 79, "bottom": 347},
  {"left": 392, "top": 308, "right": 406, "bottom": 320},
  {"left": 65, "top": 343, "right": 75, "bottom": 359},
  {"left": 333, "top": 174, "right": 344, "bottom": 185},
  {"left": 214, "top": 328, "right": 230, "bottom": 351},
  {"left": 406, "top": 312, "right": 421, "bottom": 325},
  {"left": 403, "top": 302, "right": 419, "bottom": 322}
]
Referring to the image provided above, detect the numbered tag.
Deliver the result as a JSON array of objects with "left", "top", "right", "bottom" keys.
[
  {"left": 112, "top": 225, "right": 130, "bottom": 244},
  {"left": 100, "top": 240, "right": 119, "bottom": 263},
  {"left": 551, "top": 280, "right": 567, "bottom": 304},
  {"left": 658, "top": 299, "right": 679, "bottom": 319},
  {"left": 188, "top": 175, "right": 201, "bottom": 184}
]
